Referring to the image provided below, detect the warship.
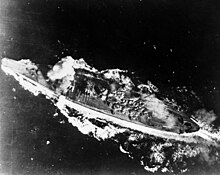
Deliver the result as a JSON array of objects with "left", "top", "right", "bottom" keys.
[{"left": 1, "top": 57, "right": 200, "bottom": 136}]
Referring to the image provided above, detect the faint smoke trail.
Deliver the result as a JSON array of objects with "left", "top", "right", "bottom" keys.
[{"left": 194, "top": 109, "right": 217, "bottom": 125}]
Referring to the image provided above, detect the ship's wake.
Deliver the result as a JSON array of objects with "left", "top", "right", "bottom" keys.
[{"left": 1, "top": 57, "right": 220, "bottom": 174}]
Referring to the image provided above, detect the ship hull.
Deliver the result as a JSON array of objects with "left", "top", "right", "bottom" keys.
[{"left": 1, "top": 58, "right": 202, "bottom": 142}]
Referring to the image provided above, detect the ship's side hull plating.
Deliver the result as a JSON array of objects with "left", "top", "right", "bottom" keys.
[{"left": 1, "top": 58, "right": 200, "bottom": 137}]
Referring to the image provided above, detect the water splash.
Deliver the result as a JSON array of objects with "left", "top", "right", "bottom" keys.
[{"left": 1, "top": 56, "right": 220, "bottom": 174}]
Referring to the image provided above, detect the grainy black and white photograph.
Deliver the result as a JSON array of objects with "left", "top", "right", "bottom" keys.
[{"left": 0, "top": 0, "right": 220, "bottom": 174}]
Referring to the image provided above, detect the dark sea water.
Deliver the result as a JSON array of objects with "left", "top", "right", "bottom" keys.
[{"left": 1, "top": 0, "right": 220, "bottom": 174}]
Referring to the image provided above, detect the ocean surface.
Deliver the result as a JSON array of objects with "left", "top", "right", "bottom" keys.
[{"left": 1, "top": 0, "right": 220, "bottom": 174}]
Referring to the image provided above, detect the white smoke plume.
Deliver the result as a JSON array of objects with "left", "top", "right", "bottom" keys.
[
  {"left": 143, "top": 94, "right": 177, "bottom": 129},
  {"left": 194, "top": 109, "right": 217, "bottom": 125}
]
